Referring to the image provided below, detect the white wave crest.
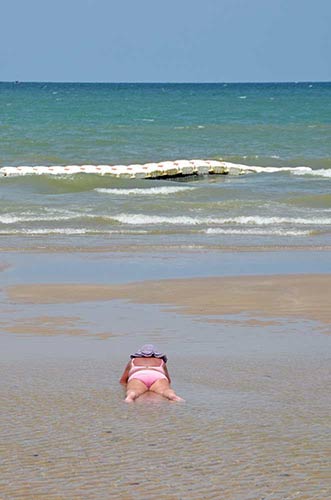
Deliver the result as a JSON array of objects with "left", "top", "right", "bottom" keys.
[
  {"left": 3, "top": 212, "right": 330, "bottom": 227},
  {"left": 95, "top": 186, "right": 195, "bottom": 195},
  {"left": 221, "top": 162, "right": 313, "bottom": 175},
  {"left": 0, "top": 212, "right": 82, "bottom": 224},
  {"left": 291, "top": 168, "right": 331, "bottom": 178},
  {"left": 113, "top": 214, "right": 331, "bottom": 226},
  {"left": 226, "top": 216, "right": 331, "bottom": 225},
  {"left": 114, "top": 214, "right": 208, "bottom": 225},
  {"left": 0, "top": 228, "right": 149, "bottom": 235},
  {"left": 0, "top": 228, "right": 89, "bottom": 235},
  {"left": 205, "top": 228, "right": 312, "bottom": 236}
]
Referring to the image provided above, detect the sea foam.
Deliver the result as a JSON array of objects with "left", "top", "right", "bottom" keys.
[
  {"left": 292, "top": 169, "right": 331, "bottom": 178},
  {"left": 205, "top": 228, "right": 312, "bottom": 236},
  {"left": 0, "top": 228, "right": 149, "bottom": 235},
  {"left": 0, "top": 213, "right": 82, "bottom": 224},
  {"left": 112, "top": 214, "right": 331, "bottom": 226},
  {"left": 95, "top": 186, "right": 195, "bottom": 195}
]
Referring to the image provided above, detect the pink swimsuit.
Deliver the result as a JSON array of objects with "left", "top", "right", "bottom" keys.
[{"left": 128, "top": 359, "right": 168, "bottom": 388}]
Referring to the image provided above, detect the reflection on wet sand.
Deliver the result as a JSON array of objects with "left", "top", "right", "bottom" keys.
[
  {"left": 7, "top": 274, "right": 331, "bottom": 330},
  {"left": 2, "top": 315, "right": 88, "bottom": 337}
]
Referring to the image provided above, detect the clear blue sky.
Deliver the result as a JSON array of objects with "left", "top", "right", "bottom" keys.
[{"left": 1, "top": 0, "right": 330, "bottom": 82}]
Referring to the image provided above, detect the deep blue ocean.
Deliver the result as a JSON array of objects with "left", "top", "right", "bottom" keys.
[{"left": 1, "top": 82, "right": 331, "bottom": 249}]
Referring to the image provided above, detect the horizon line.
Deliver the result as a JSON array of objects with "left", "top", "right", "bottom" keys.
[{"left": 1, "top": 80, "right": 331, "bottom": 85}]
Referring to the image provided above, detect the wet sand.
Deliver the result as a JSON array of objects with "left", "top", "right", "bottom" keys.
[
  {"left": 1, "top": 355, "right": 330, "bottom": 500},
  {"left": 6, "top": 273, "right": 331, "bottom": 330},
  {"left": 1, "top": 257, "right": 331, "bottom": 499}
]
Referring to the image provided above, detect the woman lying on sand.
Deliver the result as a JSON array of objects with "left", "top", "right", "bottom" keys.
[{"left": 120, "top": 344, "right": 184, "bottom": 403}]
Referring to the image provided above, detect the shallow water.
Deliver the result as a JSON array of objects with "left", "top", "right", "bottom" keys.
[
  {"left": 1, "top": 321, "right": 330, "bottom": 499},
  {"left": 1, "top": 246, "right": 331, "bottom": 498},
  {"left": 2, "top": 248, "right": 331, "bottom": 286}
]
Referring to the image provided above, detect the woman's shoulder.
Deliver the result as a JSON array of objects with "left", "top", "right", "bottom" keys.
[{"left": 132, "top": 357, "right": 163, "bottom": 366}]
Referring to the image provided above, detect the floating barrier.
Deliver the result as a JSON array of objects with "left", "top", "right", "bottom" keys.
[
  {"left": 0, "top": 160, "right": 239, "bottom": 178},
  {"left": 0, "top": 160, "right": 314, "bottom": 178}
]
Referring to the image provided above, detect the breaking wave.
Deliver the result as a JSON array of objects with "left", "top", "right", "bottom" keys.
[
  {"left": 205, "top": 228, "right": 312, "bottom": 236},
  {"left": 95, "top": 186, "right": 195, "bottom": 195},
  {"left": 291, "top": 168, "right": 331, "bottom": 178},
  {"left": 112, "top": 214, "right": 331, "bottom": 226}
]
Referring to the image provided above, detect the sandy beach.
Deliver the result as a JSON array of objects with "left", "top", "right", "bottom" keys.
[{"left": 1, "top": 249, "right": 331, "bottom": 499}]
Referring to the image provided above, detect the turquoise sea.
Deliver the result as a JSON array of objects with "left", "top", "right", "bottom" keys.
[
  {"left": 1, "top": 82, "right": 331, "bottom": 249},
  {"left": 1, "top": 83, "right": 331, "bottom": 500}
]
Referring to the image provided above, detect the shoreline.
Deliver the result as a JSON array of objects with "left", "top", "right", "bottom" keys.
[{"left": 2, "top": 243, "right": 331, "bottom": 254}]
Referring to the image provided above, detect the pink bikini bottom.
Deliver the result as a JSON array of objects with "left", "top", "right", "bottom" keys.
[{"left": 128, "top": 370, "right": 167, "bottom": 389}]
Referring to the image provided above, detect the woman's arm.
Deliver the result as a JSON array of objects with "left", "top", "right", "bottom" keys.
[
  {"left": 163, "top": 364, "right": 171, "bottom": 384},
  {"left": 119, "top": 361, "right": 131, "bottom": 384}
]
